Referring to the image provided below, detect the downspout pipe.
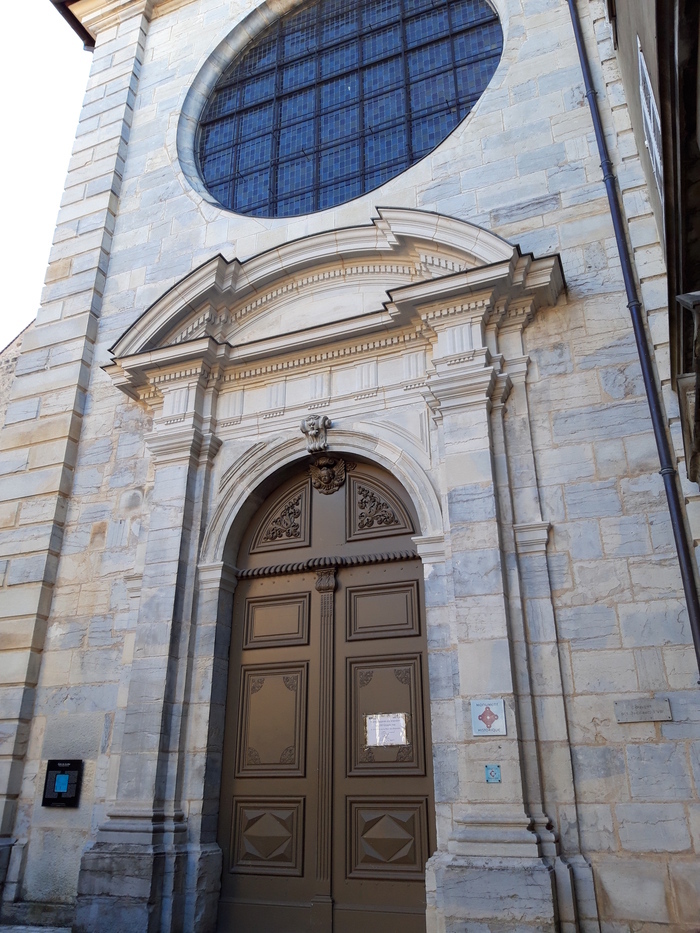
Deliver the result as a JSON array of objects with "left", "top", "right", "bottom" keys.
[{"left": 567, "top": 0, "right": 700, "bottom": 680}]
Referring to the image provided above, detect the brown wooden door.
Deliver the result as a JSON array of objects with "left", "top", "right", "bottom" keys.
[{"left": 217, "top": 459, "right": 435, "bottom": 933}]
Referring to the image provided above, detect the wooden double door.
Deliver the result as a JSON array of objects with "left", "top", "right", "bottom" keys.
[{"left": 217, "top": 458, "right": 435, "bottom": 932}]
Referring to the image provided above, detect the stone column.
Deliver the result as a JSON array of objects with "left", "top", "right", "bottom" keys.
[
  {"left": 74, "top": 364, "right": 221, "bottom": 933},
  {"left": 422, "top": 338, "right": 558, "bottom": 932},
  {"left": 0, "top": 0, "right": 152, "bottom": 900}
]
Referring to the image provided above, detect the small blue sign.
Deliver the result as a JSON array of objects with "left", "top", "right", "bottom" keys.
[
  {"left": 485, "top": 764, "right": 501, "bottom": 783},
  {"left": 54, "top": 774, "right": 69, "bottom": 793}
]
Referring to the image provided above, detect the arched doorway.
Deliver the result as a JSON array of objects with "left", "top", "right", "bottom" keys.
[{"left": 217, "top": 456, "right": 436, "bottom": 932}]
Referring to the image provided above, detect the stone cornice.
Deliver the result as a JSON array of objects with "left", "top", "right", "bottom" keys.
[{"left": 69, "top": 0, "right": 153, "bottom": 37}]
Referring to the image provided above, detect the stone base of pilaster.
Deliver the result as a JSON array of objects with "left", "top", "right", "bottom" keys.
[
  {"left": 0, "top": 839, "right": 11, "bottom": 900},
  {"left": 184, "top": 842, "right": 222, "bottom": 933},
  {"left": 0, "top": 900, "right": 75, "bottom": 928},
  {"left": 426, "top": 852, "right": 560, "bottom": 933},
  {"left": 74, "top": 842, "right": 168, "bottom": 933}
]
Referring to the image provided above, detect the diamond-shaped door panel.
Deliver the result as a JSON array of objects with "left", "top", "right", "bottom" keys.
[
  {"left": 231, "top": 798, "right": 304, "bottom": 875},
  {"left": 347, "top": 798, "right": 428, "bottom": 880}
]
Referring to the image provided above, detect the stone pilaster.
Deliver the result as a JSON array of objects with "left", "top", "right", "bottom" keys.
[
  {"left": 503, "top": 354, "right": 600, "bottom": 933},
  {"left": 422, "top": 347, "right": 558, "bottom": 933},
  {"left": 74, "top": 361, "right": 221, "bottom": 932},
  {"left": 0, "top": 0, "right": 152, "bottom": 900}
]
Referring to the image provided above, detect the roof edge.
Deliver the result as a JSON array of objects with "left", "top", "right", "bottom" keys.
[{"left": 50, "top": 0, "right": 95, "bottom": 50}]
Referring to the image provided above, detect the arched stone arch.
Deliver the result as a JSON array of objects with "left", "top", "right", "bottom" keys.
[{"left": 200, "top": 426, "right": 444, "bottom": 566}]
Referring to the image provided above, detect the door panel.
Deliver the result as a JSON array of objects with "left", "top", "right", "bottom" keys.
[{"left": 218, "top": 463, "right": 434, "bottom": 933}]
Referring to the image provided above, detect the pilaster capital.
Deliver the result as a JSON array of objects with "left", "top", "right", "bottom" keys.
[
  {"left": 504, "top": 355, "right": 530, "bottom": 382},
  {"left": 513, "top": 521, "right": 550, "bottom": 555},
  {"left": 490, "top": 371, "right": 513, "bottom": 410},
  {"left": 421, "top": 363, "right": 498, "bottom": 416},
  {"left": 145, "top": 428, "right": 221, "bottom": 466},
  {"left": 412, "top": 534, "right": 449, "bottom": 563},
  {"left": 198, "top": 562, "right": 238, "bottom": 594}
]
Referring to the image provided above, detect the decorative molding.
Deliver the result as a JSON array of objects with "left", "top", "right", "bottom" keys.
[
  {"left": 110, "top": 210, "right": 562, "bottom": 368},
  {"left": 490, "top": 372, "right": 513, "bottom": 411},
  {"left": 513, "top": 521, "right": 551, "bottom": 555},
  {"left": 145, "top": 427, "right": 204, "bottom": 464},
  {"left": 421, "top": 364, "right": 498, "bottom": 415},
  {"left": 237, "top": 550, "right": 419, "bottom": 579},
  {"left": 449, "top": 808, "right": 541, "bottom": 858}
]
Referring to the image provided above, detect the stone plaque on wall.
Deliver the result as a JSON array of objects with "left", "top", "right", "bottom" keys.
[{"left": 613, "top": 698, "right": 672, "bottom": 723}]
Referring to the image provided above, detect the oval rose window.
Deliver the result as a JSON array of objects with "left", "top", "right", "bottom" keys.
[{"left": 197, "top": 0, "right": 503, "bottom": 217}]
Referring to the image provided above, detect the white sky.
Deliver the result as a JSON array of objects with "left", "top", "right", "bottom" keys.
[{"left": 0, "top": 0, "right": 92, "bottom": 351}]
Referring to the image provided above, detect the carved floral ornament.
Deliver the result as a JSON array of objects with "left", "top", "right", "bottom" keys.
[{"left": 104, "top": 210, "right": 564, "bottom": 415}]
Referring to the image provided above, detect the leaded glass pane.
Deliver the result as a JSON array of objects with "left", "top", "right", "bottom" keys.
[
  {"left": 362, "top": 0, "right": 401, "bottom": 28},
  {"left": 280, "top": 89, "right": 316, "bottom": 124},
  {"left": 363, "top": 56, "right": 403, "bottom": 96},
  {"left": 197, "top": 0, "right": 502, "bottom": 216},
  {"left": 321, "top": 73, "right": 360, "bottom": 110},
  {"left": 282, "top": 58, "right": 317, "bottom": 91},
  {"left": 238, "top": 135, "right": 273, "bottom": 173},
  {"left": 364, "top": 88, "right": 405, "bottom": 127},
  {"left": 407, "top": 39, "right": 452, "bottom": 79},
  {"left": 239, "top": 103, "right": 275, "bottom": 140},
  {"left": 320, "top": 41, "right": 359, "bottom": 78},
  {"left": 409, "top": 71, "right": 455, "bottom": 114},
  {"left": 365, "top": 125, "right": 407, "bottom": 167},
  {"left": 279, "top": 120, "right": 316, "bottom": 158},
  {"left": 320, "top": 141, "right": 361, "bottom": 182},
  {"left": 362, "top": 26, "right": 402, "bottom": 64},
  {"left": 321, "top": 105, "right": 360, "bottom": 144},
  {"left": 278, "top": 156, "right": 315, "bottom": 195}
]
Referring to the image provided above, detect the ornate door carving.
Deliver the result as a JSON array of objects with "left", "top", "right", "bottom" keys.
[{"left": 217, "top": 461, "right": 435, "bottom": 932}]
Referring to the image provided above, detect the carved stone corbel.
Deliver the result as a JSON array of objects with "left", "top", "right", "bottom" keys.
[{"left": 301, "top": 414, "right": 332, "bottom": 452}]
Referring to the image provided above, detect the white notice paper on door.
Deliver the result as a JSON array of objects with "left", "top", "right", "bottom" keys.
[{"left": 365, "top": 712, "right": 407, "bottom": 747}]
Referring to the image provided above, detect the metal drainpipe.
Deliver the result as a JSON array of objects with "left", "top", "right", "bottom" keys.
[{"left": 566, "top": 0, "right": 700, "bottom": 680}]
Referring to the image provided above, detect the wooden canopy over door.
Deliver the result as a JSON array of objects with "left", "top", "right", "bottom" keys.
[{"left": 217, "top": 457, "right": 436, "bottom": 933}]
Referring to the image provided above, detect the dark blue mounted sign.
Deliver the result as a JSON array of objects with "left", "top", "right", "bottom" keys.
[{"left": 42, "top": 760, "right": 84, "bottom": 809}]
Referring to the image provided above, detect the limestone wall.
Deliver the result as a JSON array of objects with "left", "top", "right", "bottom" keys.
[
  {"left": 0, "top": 0, "right": 698, "bottom": 929},
  {"left": 0, "top": 325, "right": 33, "bottom": 433}
]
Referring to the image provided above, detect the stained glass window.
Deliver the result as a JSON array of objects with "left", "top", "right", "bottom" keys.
[{"left": 197, "top": 0, "right": 502, "bottom": 217}]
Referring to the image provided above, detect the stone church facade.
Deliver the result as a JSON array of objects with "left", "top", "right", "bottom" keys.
[{"left": 0, "top": 0, "right": 699, "bottom": 931}]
